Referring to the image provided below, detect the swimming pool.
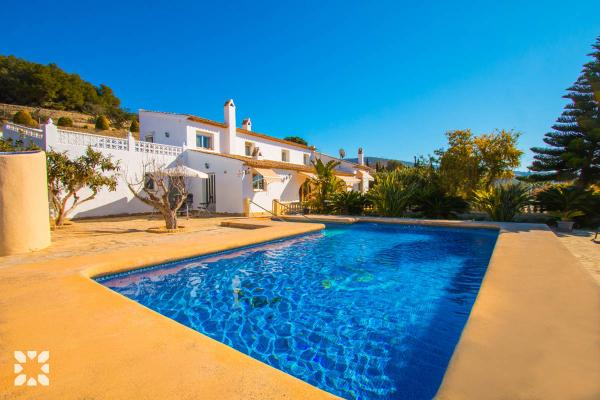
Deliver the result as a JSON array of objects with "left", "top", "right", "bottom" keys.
[{"left": 98, "top": 223, "right": 498, "bottom": 399}]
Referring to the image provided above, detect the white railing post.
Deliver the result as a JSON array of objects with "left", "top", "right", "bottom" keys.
[
  {"left": 127, "top": 131, "right": 135, "bottom": 152},
  {"left": 42, "top": 118, "right": 58, "bottom": 150}
]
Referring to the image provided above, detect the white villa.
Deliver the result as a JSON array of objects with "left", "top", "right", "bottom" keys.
[{"left": 2, "top": 99, "right": 373, "bottom": 217}]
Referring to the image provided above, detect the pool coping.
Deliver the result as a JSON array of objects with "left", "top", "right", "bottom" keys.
[{"left": 0, "top": 217, "right": 598, "bottom": 399}]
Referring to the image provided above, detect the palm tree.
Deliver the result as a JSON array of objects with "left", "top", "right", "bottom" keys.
[
  {"left": 472, "top": 183, "right": 530, "bottom": 221},
  {"left": 306, "top": 159, "right": 345, "bottom": 213}
]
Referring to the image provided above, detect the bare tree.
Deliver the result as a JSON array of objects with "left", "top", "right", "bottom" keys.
[{"left": 127, "top": 160, "right": 189, "bottom": 229}]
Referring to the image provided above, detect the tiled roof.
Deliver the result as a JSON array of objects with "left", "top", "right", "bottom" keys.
[
  {"left": 188, "top": 148, "right": 355, "bottom": 176},
  {"left": 236, "top": 128, "right": 310, "bottom": 150},
  {"left": 148, "top": 112, "right": 309, "bottom": 150},
  {"left": 187, "top": 115, "right": 227, "bottom": 128}
]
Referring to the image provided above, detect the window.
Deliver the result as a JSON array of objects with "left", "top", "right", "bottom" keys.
[
  {"left": 145, "top": 134, "right": 154, "bottom": 143},
  {"left": 196, "top": 132, "right": 212, "bottom": 149},
  {"left": 252, "top": 173, "right": 265, "bottom": 191},
  {"left": 245, "top": 142, "right": 255, "bottom": 156},
  {"left": 281, "top": 149, "right": 290, "bottom": 162},
  {"left": 144, "top": 173, "right": 155, "bottom": 191},
  {"left": 303, "top": 154, "right": 310, "bottom": 166}
]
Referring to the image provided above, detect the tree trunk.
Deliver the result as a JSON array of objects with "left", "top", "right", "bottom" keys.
[
  {"left": 164, "top": 211, "right": 178, "bottom": 230},
  {"left": 55, "top": 208, "right": 66, "bottom": 226}
]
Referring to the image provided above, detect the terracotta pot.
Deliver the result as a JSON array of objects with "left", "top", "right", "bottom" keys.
[{"left": 557, "top": 220, "right": 575, "bottom": 232}]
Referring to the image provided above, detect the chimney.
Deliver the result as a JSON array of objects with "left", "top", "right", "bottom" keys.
[
  {"left": 242, "top": 118, "right": 252, "bottom": 131},
  {"left": 358, "top": 147, "right": 364, "bottom": 165},
  {"left": 223, "top": 99, "right": 236, "bottom": 154}
]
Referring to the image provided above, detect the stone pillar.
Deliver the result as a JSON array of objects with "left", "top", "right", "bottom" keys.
[
  {"left": 127, "top": 131, "right": 136, "bottom": 152},
  {"left": 0, "top": 151, "right": 51, "bottom": 255},
  {"left": 243, "top": 197, "right": 251, "bottom": 217},
  {"left": 42, "top": 118, "right": 58, "bottom": 150}
]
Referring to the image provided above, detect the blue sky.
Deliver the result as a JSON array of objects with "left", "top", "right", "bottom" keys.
[{"left": 2, "top": 1, "right": 599, "bottom": 168}]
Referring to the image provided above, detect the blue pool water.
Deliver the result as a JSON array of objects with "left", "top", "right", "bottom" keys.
[{"left": 98, "top": 223, "right": 498, "bottom": 399}]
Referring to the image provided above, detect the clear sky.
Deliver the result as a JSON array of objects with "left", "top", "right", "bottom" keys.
[{"left": 2, "top": 1, "right": 599, "bottom": 168}]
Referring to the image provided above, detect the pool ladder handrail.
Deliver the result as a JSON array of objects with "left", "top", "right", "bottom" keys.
[
  {"left": 275, "top": 200, "right": 315, "bottom": 223},
  {"left": 247, "top": 199, "right": 287, "bottom": 222}
]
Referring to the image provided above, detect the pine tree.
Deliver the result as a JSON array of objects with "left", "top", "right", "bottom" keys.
[
  {"left": 530, "top": 36, "right": 600, "bottom": 186},
  {"left": 129, "top": 119, "right": 139, "bottom": 132}
]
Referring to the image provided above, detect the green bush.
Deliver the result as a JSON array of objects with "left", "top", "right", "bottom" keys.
[
  {"left": 57, "top": 116, "right": 73, "bottom": 127},
  {"left": 129, "top": 119, "right": 139, "bottom": 132},
  {"left": 472, "top": 183, "right": 530, "bottom": 222},
  {"left": 413, "top": 188, "right": 469, "bottom": 219},
  {"left": 95, "top": 115, "right": 110, "bottom": 130},
  {"left": 12, "top": 110, "right": 37, "bottom": 127},
  {"left": 330, "top": 191, "right": 368, "bottom": 215},
  {"left": 368, "top": 170, "right": 416, "bottom": 216},
  {"left": 536, "top": 184, "right": 600, "bottom": 226}
]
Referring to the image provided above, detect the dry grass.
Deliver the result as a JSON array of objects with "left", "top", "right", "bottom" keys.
[{"left": 0, "top": 102, "right": 139, "bottom": 139}]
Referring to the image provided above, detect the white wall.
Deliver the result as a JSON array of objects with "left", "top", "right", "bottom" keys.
[
  {"left": 243, "top": 169, "right": 305, "bottom": 214},
  {"left": 141, "top": 109, "right": 312, "bottom": 167},
  {"left": 185, "top": 122, "right": 223, "bottom": 153},
  {"left": 185, "top": 150, "right": 245, "bottom": 214},
  {"left": 52, "top": 145, "right": 181, "bottom": 218},
  {"left": 139, "top": 111, "right": 188, "bottom": 146},
  {"left": 234, "top": 132, "right": 311, "bottom": 165}
]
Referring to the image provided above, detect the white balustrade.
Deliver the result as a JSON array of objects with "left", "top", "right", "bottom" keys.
[
  {"left": 134, "top": 140, "right": 183, "bottom": 156},
  {"left": 4, "top": 123, "right": 44, "bottom": 139},
  {"left": 57, "top": 129, "right": 128, "bottom": 151}
]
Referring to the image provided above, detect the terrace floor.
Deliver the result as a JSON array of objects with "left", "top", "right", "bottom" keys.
[
  {"left": 552, "top": 228, "right": 600, "bottom": 286},
  {"left": 0, "top": 216, "right": 598, "bottom": 399},
  {"left": 0, "top": 215, "right": 250, "bottom": 269}
]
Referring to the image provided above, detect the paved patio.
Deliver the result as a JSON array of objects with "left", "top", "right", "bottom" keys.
[
  {"left": 0, "top": 215, "right": 249, "bottom": 268},
  {"left": 552, "top": 229, "right": 600, "bottom": 286}
]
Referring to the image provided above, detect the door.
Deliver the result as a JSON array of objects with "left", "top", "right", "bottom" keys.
[{"left": 205, "top": 173, "right": 216, "bottom": 212}]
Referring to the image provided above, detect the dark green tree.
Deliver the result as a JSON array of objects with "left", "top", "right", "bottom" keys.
[
  {"left": 57, "top": 116, "right": 73, "bottom": 127},
  {"left": 129, "top": 119, "right": 139, "bottom": 132},
  {"left": 530, "top": 36, "right": 600, "bottom": 186},
  {"left": 283, "top": 136, "right": 308, "bottom": 146},
  {"left": 0, "top": 55, "right": 133, "bottom": 123}
]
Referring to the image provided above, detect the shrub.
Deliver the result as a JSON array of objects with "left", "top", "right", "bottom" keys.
[
  {"left": 330, "top": 191, "right": 368, "bottom": 215},
  {"left": 57, "top": 116, "right": 73, "bottom": 127},
  {"left": 536, "top": 184, "right": 600, "bottom": 226},
  {"left": 12, "top": 110, "right": 37, "bottom": 127},
  {"left": 95, "top": 115, "right": 110, "bottom": 130},
  {"left": 536, "top": 185, "right": 587, "bottom": 212},
  {"left": 368, "top": 170, "right": 416, "bottom": 217},
  {"left": 472, "top": 183, "right": 530, "bottom": 221},
  {"left": 413, "top": 188, "right": 469, "bottom": 219},
  {"left": 129, "top": 119, "right": 139, "bottom": 132}
]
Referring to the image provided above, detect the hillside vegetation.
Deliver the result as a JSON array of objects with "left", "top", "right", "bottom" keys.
[{"left": 0, "top": 55, "right": 133, "bottom": 127}]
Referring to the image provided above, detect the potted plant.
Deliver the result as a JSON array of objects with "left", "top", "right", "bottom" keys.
[
  {"left": 536, "top": 185, "right": 589, "bottom": 232},
  {"left": 548, "top": 210, "right": 585, "bottom": 232}
]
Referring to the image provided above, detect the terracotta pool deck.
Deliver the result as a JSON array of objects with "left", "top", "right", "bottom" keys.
[{"left": 0, "top": 216, "right": 599, "bottom": 399}]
